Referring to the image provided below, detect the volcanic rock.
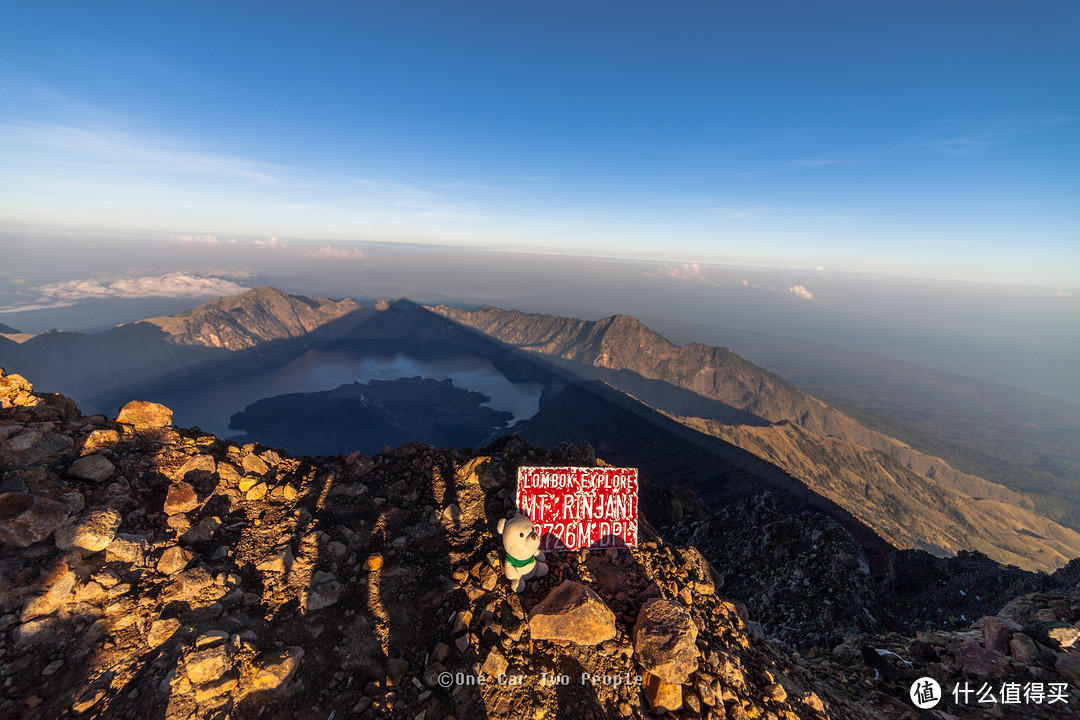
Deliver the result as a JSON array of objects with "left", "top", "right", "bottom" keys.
[
  {"left": 67, "top": 454, "right": 115, "bottom": 483},
  {"left": 528, "top": 580, "right": 616, "bottom": 645},
  {"left": 164, "top": 482, "right": 199, "bottom": 515},
  {"left": 106, "top": 534, "right": 147, "bottom": 565},
  {"left": 186, "top": 645, "right": 228, "bottom": 684},
  {"left": 642, "top": 671, "right": 682, "bottom": 712},
  {"left": 54, "top": 508, "right": 122, "bottom": 552},
  {"left": 174, "top": 454, "right": 216, "bottom": 482},
  {"left": 158, "top": 546, "right": 195, "bottom": 575},
  {"left": 116, "top": 400, "right": 173, "bottom": 428},
  {"left": 1023, "top": 619, "right": 1080, "bottom": 650},
  {"left": 481, "top": 647, "right": 509, "bottom": 678},
  {"left": 21, "top": 564, "right": 77, "bottom": 620},
  {"left": 251, "top": 646, "right": 305, "bottom": 691},
  {"left": 305, "top": 571, "right": 341, "bottom": 611},
  {"left": 242, "top": 453, "right": 269, "bottom": 476},
  {"left": 256, "top": 545, "right": 295, "bottom": 574},
  {"left": 0, "top": 492, "right": 71, "bottom": 547},
  {"left": 1055, "top": 653, "right": 1080, "bottom": 686},
  {"left": 1, "top": 429, "right": 73, "bottom": 466},
  {"left": 147, "top": 618, "right": 182, "bottom": 648},
  {"left": 982, "top": 615, "right": 1021, "bottom": 655},
  {"left": 633, "top": 598, "right": 699, "bottom": 683},
  {"left": 957, "top": 639, "right": 1008, "bottom": 677},
  {"left": 1010, "top": 632, "right": 1041, "bottom": 663}
]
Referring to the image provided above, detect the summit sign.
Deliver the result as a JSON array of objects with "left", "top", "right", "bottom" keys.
[{"left": 516, "top": 466, "right": 639, "bottom": 551}]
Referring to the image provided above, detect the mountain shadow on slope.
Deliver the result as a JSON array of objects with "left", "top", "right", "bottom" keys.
[
  {"left": 228, "top": 376, "right": 513, "bottom": 456},
  {"left": 509, "top": 379, "right": 896, "bottom": 571}
]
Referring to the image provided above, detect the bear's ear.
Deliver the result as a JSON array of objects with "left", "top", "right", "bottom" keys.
[{"left": 497, "top": 518, "right": 506, "bottom": 534}]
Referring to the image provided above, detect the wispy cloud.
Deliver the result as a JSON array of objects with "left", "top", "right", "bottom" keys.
[
  {"left": 253, "top": 237, "right": 285, "bottom": 249},
  {"left": 694, "top": 203, "right": 858, "bottom": 225},
  {"left": 0, "top": 301, "right": 77, "bottom": 314},
  {"left": 175, "top": 234, "right": 220, "bottom": 245},
  {"left": 787, "top": 115, "right": 1080, "bottom": 169},
  {"left": 0, "top": 122, "right": 276, "bottom": 182},
  {"left": 434, "top": 180, "right": 508, "bottom": 192},
  {"left": 35, "top": 272, "right": 251, "bottom": 301},
  {"left": 303, "top": 243, "right": 365, "bottom": 260},
  {"left": 644, "top": 262, "right": 721, "bottom": 286},
  {"left": 0, "top": 117, "right": 493, "bottom": 235}
]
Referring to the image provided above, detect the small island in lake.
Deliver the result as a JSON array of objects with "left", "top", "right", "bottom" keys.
[{"left": 228, "top": 376, "right": 514, "bottom": 456}]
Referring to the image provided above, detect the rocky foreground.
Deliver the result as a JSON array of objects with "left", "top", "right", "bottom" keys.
[{"left": 2, "top": 369, "right": 1080, "bottom": 719}]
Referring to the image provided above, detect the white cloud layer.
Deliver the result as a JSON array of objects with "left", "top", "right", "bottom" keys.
[{"left": 36, "top": 272, "right": 251, "bottom": 301}]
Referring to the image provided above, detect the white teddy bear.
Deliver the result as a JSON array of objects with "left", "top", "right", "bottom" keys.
[{"left": 496, "top": 514, "right": 549, "bottom": 593}]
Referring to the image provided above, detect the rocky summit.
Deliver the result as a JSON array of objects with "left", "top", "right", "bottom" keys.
[{"left": 4, "top": 367, "right": 1080, "bottom": 720}]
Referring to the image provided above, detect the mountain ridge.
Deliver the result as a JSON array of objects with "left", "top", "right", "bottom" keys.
[
  {"left": 427, "top": 305, "right": 1032, "bottom": 511},
  {"left": 2, "top": 288, "right": 1075, "bottom": 572}
]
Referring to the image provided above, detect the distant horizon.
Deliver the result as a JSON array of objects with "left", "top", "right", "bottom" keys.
[{"left": 1, "top": 236, "right": 1077, "bottom": 407}]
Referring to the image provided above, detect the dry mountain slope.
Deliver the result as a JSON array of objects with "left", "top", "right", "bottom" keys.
[
  {"left": 428, "top": 306, "right": 1026, "bottom": 506},
  {"left": 429, "top": 306, "right": 1074, "bottom": 570},
  {"left": 142, "top": 286, "right": 361, "bottom": 350},
  {"left": 680, "top": 417, "right": 1080, "bottom": 571}
]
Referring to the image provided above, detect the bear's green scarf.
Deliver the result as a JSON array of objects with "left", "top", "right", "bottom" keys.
[{"left": 504, "top": 552, "right": 535, "bottom": 568}]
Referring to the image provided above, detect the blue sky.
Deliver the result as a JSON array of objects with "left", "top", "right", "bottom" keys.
[{"left": 1, "top": 1, "right": 1078, "bottom": 286}]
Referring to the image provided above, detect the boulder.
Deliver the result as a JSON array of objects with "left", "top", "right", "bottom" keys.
[
  {"left": 22, "top": 567, "right": 77, "bottom": 620},
  {"left": 164, "top": 482, "right": 199, "bottom": 515},
  {"left": 242, "top": 453, "right": 269, "bottom": 476},
  {"left": 186, "top": 645, "right": 228, "bottom": 684},
  {"left": 147, "top": 618, "right": 182, "bottom": 648},
  {"left": 80, "top": 429, "right": 120, "bottom": 455},
  {"left": 305, "top": 571, "right": 341, "bottom": 611},
  {"left": 158, "top": 546, "right": 195, "bottom": 575},
  {"left": 251, "top": 647, "right": 305, "bottom": 692},
  {"left": 528, "top": 580, "right": 616, "bottom": 645},
  {"left": 643, "top": 672, "right": 682, "bottom": 712},
  {"left": 67, "top": 454, "right": 115, "bottom": 483},
  {"left": 1055, "top": 653, "right": 1080, "bottom": 686},
  {"left": 957, "top": 639, "right": 1007, "bottom": 677},
  {"left": 1, "top": 429, "right": 74, "bottom": 466},
  {"left": 106, "top": 534, "right": 147, "bottom": 565},
  {"left": 633, "top": 598, "right": 699, "bottom": 684},
  {"left": 116, "top": 401, "right": 173, "bottom": 428},
  {"left": 0, "top": 492, "right": 71, "bottom": 547},
  {"left": 54, "top": 509, "right": 122, "bottom": 552},
  {"left": 256, "top": 546, "right": 295, "bottom": 574},
  {"left": 1009, "top": 633, "right": 1041, "bottom": 663},
  {"left": 1022, "top": 620, "right": 1080, "bottom": 650},
  {"left": 174, "top": 454, "right": 216, "bottom": 482},
  {"left": 982, "top": 616, "right": 1021, "bottom": 655},
  {"left": 481, "top": 648, "right": 509, "bottom": 678},
  {"left": 180, "top": 516, "right": 221, "bottom": 545}
]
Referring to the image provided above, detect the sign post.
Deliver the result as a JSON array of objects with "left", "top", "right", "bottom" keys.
[{"left": 515, "top": 466, "right": 639, "bottom": 551}]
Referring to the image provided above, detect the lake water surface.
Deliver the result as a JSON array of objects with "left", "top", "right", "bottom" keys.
[{"left": 149, "top": 343, "right": 543, "bottom": 439}]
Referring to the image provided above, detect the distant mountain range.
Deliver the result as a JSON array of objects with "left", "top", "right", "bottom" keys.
[{"left": 3, "top": 286, "right": 1079, "bottom": 571}]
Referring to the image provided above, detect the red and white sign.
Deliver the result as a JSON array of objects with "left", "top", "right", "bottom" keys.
[{"left": 515, "top": 466, "right": 638, "bottom": 551}]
